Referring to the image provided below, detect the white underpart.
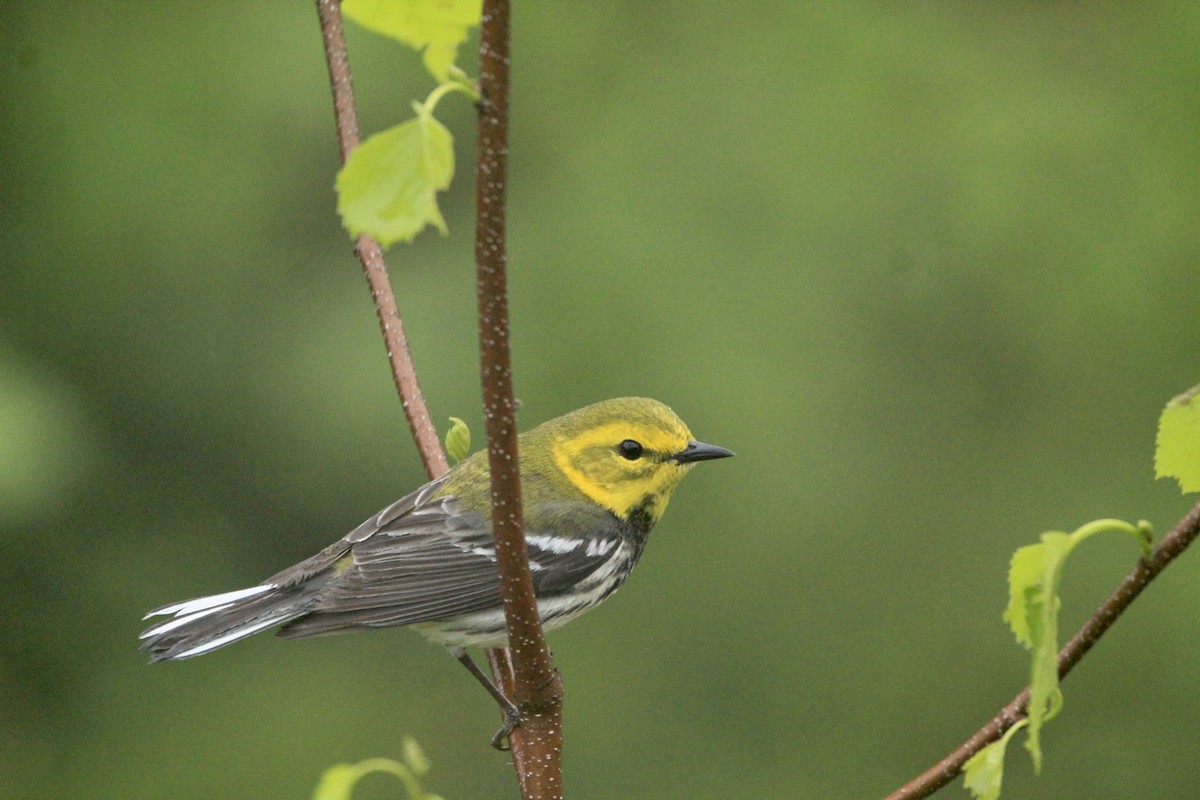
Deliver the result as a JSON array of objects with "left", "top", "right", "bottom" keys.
[
  {"left": 169, "top": 616, "right": 286, "bottom": 659},
  {"left": 419, "top": 540, "right": 636, "bottom": 649},
  {"left": 143, "top": 584, "right": 274, "bottom": 620}
]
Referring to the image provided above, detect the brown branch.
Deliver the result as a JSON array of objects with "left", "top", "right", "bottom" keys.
[
  {"left": 314, "top": 0, "right": 449, "bottom": 480},
  {"left": 884, "top": 500, "right": 1200, "bottom": 800},
  {"left": 317, "top": 0, "right": 558, "bottom": 793},
  {"left": 474, "top": 2, "right": 564, "bottom": 798}
]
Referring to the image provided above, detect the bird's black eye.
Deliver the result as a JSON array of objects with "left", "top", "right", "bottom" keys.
[{"left": 617, "top": 439, "right": 644, "bottom": 460}]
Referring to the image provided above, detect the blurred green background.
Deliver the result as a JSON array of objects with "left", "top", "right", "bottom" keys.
[{"left": 3, "top": 3, "right": 1199, "bottom": 799}]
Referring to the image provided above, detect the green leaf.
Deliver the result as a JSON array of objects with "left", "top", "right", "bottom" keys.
[
  {"left": 962, "top": 719, "right": 1029, "bottom": 800},
  {"left": 311, "top": 754, "right": 440, "bottom": 800},
  {"left": 312, "top": 763, "right": 365, "bottom": 800},
  {"left": 343, "top": 0, "right": 482, "bottom": 82},
  {"left": 1155, "top": 384, "right": 1200, "bottom": 493},
  {"left": 1020, "top": 531, "right": 1071, "bottom": 772},
  {"left": 1001, "top": 518, "right": 1146, "bottom": 773},
  {"left": 445, "top": 417, "right": 471, "bottom": 464},
  {"left": 401, "top": 735, "right": 431, "bottom": 777},
  {"left": 336, "top": 105, "right": 454, "bottom": 246},
  {"left": 1002, "top": 542, "right": 1045, "bottom": 649}
]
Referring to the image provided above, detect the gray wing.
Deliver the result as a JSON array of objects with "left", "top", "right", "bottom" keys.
[
  {"left": 259, "top": 473, "right": 452, "bottom": 589},
  {"left": 277, "top": 492, "right": 626, "bottom": 638}
]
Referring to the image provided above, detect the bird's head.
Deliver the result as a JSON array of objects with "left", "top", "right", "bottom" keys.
[{"left": 538, "top": 397, "right": 734, "bottom": 525}]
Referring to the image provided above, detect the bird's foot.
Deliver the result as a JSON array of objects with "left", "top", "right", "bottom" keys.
[{"left": 490, "top": 702, "right": 523, "bottom": 751}]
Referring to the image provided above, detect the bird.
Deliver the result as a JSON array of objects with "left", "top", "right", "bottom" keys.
[{"left": 139, "top": 397, "right": 732, "bottom": 741}]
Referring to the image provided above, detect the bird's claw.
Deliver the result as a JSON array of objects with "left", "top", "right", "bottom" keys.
[{"left": 490, "top": 704, "right": 524, "bottom": 751}]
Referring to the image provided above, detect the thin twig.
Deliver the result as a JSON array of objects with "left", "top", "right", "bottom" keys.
[
  {"left": 485, "top": 648, "right": 533, "bottom": 778},
  {"left": 314, "top": 0, "right": 448, "bottom": 480},
  {"left": 316, "top": 0, "right": 558, "bottom": 793},
  {"left": 884, "top": 501, "right": 1200, "bottom": 800},
  {"left": 474, "top": 2, "right": 564, "bottom": 798}
]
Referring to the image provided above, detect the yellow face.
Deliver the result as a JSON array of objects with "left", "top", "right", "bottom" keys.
[{"left": 551, "top": 418, "right": 695, "bottom": 522}]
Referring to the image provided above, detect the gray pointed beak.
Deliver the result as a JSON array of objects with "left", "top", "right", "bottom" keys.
[{"left": 672, "top": 439, "right": 735, "bottom": 464}]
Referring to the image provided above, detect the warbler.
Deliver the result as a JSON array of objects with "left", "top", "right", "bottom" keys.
[{"left": 141, "top": 398, "right": 731, "bottom": 665}]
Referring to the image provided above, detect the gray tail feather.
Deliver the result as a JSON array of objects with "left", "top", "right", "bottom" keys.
[{"left": 139, "top": 582, "right": 317, "bottom": 662}]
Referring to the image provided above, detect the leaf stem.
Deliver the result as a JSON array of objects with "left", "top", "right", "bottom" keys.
[
  {"left": 423, "top": 79, "right": 481, "bottom": 115},
  {"left": 1068, "top": 517, "right": 1150, "bottom": 555}
]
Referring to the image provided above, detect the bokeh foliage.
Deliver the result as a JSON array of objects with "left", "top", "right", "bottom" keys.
[{"left": 2, "top": 4, "right": 1199, "bottom": 799}]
